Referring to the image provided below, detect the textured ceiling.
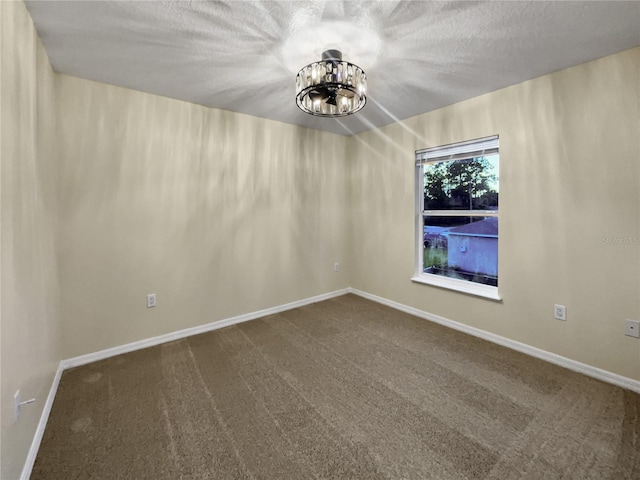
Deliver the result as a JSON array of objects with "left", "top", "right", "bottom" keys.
[{"left": 25, "top": 1, "right": 640, "bottom": 136}]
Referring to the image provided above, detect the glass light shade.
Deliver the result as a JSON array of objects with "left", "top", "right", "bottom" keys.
[{"left": 295, "top": 50, "right": 367, "bottom": 117}]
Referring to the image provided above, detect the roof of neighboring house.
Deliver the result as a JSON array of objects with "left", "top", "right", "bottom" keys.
[{"left": 447, "top": 217, "right": 498, "bottom": 237}]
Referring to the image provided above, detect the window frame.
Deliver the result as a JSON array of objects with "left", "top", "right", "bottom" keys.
[{"left": 411, "top": 135, "right": 501, "bottom": 301}]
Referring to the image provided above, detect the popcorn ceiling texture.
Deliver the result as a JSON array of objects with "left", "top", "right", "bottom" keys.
[{"left": 24, "top": 0, "right": 640, "bottom": 135}]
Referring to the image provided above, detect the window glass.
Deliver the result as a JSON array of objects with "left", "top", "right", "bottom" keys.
[
  {"left": 423, "top": 216, "right": 498, "bottom": 287},
  {"left": 423, "top": 155, "right": 498, "bottom": 211}
]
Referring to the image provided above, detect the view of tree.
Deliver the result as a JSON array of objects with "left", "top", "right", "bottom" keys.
[{"left": 423, "top": 156, "right": 498, "bottom": 211}]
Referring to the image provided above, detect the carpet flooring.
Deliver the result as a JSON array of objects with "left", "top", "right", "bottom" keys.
[{"left": 32, "top": 294, "right": 640, "bottom": 479}]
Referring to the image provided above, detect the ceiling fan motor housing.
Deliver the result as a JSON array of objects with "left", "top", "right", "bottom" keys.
[{"left": 321, "top": 49, "right": 342, "bottom": 62}]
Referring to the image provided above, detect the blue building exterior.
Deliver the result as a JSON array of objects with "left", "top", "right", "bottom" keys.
[{"left": 446, "top": 217, "right": 498, "bottom": 277}]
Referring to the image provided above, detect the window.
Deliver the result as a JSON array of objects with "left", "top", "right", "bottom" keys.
[{"left": 412, "top": 135, "right": 500, "bottom": 300}]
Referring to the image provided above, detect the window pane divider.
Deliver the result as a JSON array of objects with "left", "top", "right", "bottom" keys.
[{"left": 422, "top": 210, "right": 498, "bottom": 217}]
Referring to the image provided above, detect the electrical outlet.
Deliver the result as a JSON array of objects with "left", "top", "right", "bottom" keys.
[
  {"left": 625, "top": 319, "right": 640, "bottom": 338},
  {"left": 554, "top": 304, "right": 566, "bottom": 321},
  {"left": 334, "top": 262, "right": 340, "bottom": 272},
  {"left": 147, "top": 293, "right": 157, "bottom": 308}
]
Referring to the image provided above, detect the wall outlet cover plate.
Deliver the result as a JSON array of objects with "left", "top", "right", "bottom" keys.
[
  {"left": 554, "top": 304, "right": 566, "bottom": 321},
  {"left": 625, "top": 319, "right": 640, "bottom": 338}
]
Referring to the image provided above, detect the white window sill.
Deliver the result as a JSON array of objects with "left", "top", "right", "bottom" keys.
[{"left": 411, "top": 274, "right": 502, "bottom": 301}]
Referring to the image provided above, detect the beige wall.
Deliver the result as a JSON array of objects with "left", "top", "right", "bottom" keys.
[
  {"left": 348, "top": 47, "right": 640, "bottom": 380},
  {"left": 2, "top": 1, "right": 639, "bottom": 476},
  {"left": 56, "top": 75, "right": 350, "bottom": 358},
  {"left": 1, "top": 1, "right": 61, "bottom": 479}
]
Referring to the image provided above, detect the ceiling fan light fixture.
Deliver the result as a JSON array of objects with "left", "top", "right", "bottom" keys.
[{"left": 295, "top": 49, "right": 367, "bottom": 117}]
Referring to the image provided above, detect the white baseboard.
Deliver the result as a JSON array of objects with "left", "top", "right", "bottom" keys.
[
  {"left": 20, "top": 362, "right": 64, "bottom": 480},
  {"left": 21, "top": 288, "right": 348, "bottom": 480},
  {"left": 62, "top": 288, "right": 350, "bottom": 369},
  {"left": 22, "top": 286, "right": 640, "bottom": 479},
  {"left": 349, "top": 288, "right": 640, "bottom": 395}
]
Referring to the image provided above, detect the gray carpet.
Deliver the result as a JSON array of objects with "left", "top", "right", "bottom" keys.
[{"left": 32, "top": 294, "right": 640, "bottom": 479}]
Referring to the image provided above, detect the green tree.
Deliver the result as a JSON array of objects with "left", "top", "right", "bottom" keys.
[
  {"left": 423, "top": 162, "right": 448, "bottom": 209},
  {"left": 424, "top": 156, "right": 497, "bottom": 211}
]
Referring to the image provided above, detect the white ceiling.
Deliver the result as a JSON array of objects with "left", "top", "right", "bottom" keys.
[{"left": 25, "top": 1, "right": 640, "bottom": 136}]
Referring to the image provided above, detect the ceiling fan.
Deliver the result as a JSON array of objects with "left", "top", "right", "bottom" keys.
[{"left": 295, "top": 49, "right": 367, "bottom": 117}]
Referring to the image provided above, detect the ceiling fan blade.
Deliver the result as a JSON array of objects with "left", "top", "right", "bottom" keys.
[
  {"left": 309, "top": 87, "right": 330, "bottom": 102},
  {"left": 337, "top": 88, "right": 356, "bottom": 99},
  {"left": 308, "top": 86, "right": 342, "bottom": 106}
]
